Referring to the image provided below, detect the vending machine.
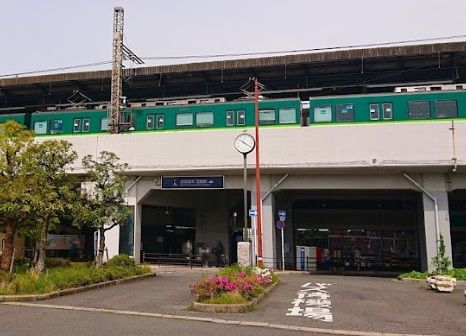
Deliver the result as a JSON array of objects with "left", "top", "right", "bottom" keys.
[{"left": 296, "top": 246, "right": 317, "bottom": 271}]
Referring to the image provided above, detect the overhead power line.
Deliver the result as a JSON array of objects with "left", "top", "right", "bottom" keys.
[{"left": 1, "top": 34, "right": 466, "bottom": 79}]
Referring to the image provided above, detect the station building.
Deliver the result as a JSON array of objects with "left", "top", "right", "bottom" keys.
[{"left": 2, "top": 41, "right": 466, "bottom": 272}]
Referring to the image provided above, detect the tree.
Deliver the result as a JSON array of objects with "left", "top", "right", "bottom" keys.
[
  {"left": 24, "top": 140, "right": 78, "bottom": 273},
  {"left": 0, "top": 121, "right": 34, "bottom": 271},
  {"left": 75, "top": 151, "right": 129, "bottom": 267},
  {"left": 432, "top": 233, "right": 451, "bottom": 275}
]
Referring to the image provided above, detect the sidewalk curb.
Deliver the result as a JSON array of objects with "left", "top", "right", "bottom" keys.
[
  {"left": 190, "top": 281, "right": 279, "bottom": 313},
  {"left": 0, "top": 272, "right": 156, "bottom": 303},
  {"left": 2, "top": 301, "right": 440, "bottom": 336}
]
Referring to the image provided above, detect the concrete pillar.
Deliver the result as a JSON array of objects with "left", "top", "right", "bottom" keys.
[
  {"left": 419, "top": 174, "right": 452, "bottom": 271},
  {"left": 125, "top": 178, "right": 154, "bottom": 264},
  {"left": 251, "top": 175, "right": 277, "bottom": 268},
  {"left": 133, "top": 203, "right": 142, "bottom": 263}
]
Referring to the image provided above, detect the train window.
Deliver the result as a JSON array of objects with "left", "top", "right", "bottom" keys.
[
  {"left": 279, "top": 108, "right": 297, "bottom": 124},
  {"left": 34, "top": 121, "right": 47, "bottom": 135},
  {"left": 146, "top": 115, "right": 154, "bottom": 129},
  {"left": 435, "top": 100, "right": 457, "bottom": 118},
  {"left": 259, "top": 109, "right": 276, "bottom": 125},
  {"left": 314, "top": 106, "right": 332, "bottom": 122},
  {"left": 176, "top": 113, "right": 193, "bottom": 127},
  {"left": 156, "top": 114, "right": 164, "bottom": 129},
  {"left": 369, "top": 104, "right": 379, "bottom": 120},
  {"left": 382, "top": 103, "right": 393, "bottom": 120},
  {"left": 336, "top": 104, "right": 354, "bottom": 122},
  {"left": 196, "top": 112, "right": 214, "bottom": 127},
  {"left": 49, "top": 119, "right": 64, "bottom": 134},
  {"left": 73, "top": 119, "right": 81, "bottom": 133},
  {"left": 237, "top": 110, "right": 246, "bottom": 125},
  {"left": 408, "top": 101, "right": 430, "bottom": 119},
  {"left": 82, "top": 118, "right": 90, "bottom": 132},
  {"left": 100, "top": 118, "right": 109, "bottom": 131},
  {"left": 226, "top": 110, "right": 234, "bottom": 126}
]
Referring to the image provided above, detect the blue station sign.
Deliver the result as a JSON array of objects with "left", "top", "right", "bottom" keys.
[{"left": 162, "top": 176, "right": 224, "bottom": 189}]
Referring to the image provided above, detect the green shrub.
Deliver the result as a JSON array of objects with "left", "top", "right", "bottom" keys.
[
  {"left": 0, "top": 263, "right": 151, "bottom": 295},
  {"left": 398, "top": 270, "right": 427, "bottom": 280},
  {"left": 45, "top": 258, "right": 71, "bottom": 268},
  {"left": 217, "top": 264, "right": 253, "bottom": 278},
  {"left": 398, "top": 268, "right": 466, "bottom": 280},
  {"left": 107, "top": 254, "right": 136, "bottom": 268}
]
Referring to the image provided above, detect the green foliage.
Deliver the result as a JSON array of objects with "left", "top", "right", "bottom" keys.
[
  {"left": 0, "top": 121, "right": 36, "bottom": 270},
  {"left": 398, "top": 268, "right": 466, "bottom": 280},
  {"left": 217, "top": 264, "right": 253, "bottom": 278},
  {"left": 0, "top": 264, "right": 150, "bottom": 295},
  {"left": 432, "top": 233, "right": 452, "bottom": 274},
  {"left": 107, "top": 254, "right": 136, "bottom": 268},
  {"left": 45, "top": 258, "right": 71, "bottom": 268},
  {"left": 203, "top": 292, "right": 248, "bottom": 304},
  {"left": 397, "top": 270, "right": 428, "bottom": 280},
  {"left": 74, "top": 151, "right": 129, "bottom": 266}
]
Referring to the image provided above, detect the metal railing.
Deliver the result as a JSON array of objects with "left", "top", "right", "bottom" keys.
[{"left": 142, "top": 252, "right": 203, "bottom": 268}]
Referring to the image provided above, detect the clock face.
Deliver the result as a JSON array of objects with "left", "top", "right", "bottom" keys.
[{"left": 234, "top": 133, "right": 255, "bottom": 154}]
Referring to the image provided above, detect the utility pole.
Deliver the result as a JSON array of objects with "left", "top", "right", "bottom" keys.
[
  {"left": 109, "top": 7, "right": 144, "bottom": 134},
  {"left": 253, "top": 78, "right": 263, "bottom": 265}
]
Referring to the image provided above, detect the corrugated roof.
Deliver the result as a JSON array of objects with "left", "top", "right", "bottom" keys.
[{"left": 2, "top": 41, "right": 466, "bottom": 87}]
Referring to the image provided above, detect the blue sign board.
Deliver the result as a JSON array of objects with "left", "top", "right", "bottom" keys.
[
  {"left": 162, "top": 176, "right": 224, "bottom": 189},
  {"left": 278, "top": 210, "right": 287, "bottom": 218},
  {"left": 249, "top": 209, "right": 257, "bottom": 217}
]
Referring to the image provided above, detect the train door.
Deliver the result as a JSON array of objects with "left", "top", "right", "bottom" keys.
[
  {"left": 226, "top": 110, "right": 246, "bottom": 127},
  {"left": 369, "top": 103, "right": 393, "bottom": 122}
]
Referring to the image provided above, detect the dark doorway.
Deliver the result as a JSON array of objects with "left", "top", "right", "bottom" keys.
[{"left": 141, "top": 206, "right": 195, "bottom": 254}]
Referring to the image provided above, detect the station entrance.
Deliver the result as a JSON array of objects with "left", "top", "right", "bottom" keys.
[
  {"left": 277, "top": 190, "right": 423, "bottom": 272},
  {"left": 450, "top": 190, "right": 466, "bottom": 268},
  {"left": 141, "top": 189, "right": 250, "bottom": 265}
]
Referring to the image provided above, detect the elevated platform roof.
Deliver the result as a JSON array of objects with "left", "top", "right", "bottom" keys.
[{"left": 2, "top": 41, "right": 466, "bottom": 111}]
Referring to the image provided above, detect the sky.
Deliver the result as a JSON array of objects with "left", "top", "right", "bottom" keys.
[{"left": 1, "top": 0, "right": 466, "bottom": 78}]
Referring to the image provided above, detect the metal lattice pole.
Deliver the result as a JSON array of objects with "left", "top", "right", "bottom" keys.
[{"left": 109, "top": 7, "right": 124, "bottom": 134}]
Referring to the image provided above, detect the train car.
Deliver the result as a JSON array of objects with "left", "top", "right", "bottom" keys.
[
  {"left": 27, "top": 98, "right": 301, "bottom": 136},
  {"left": 131, "top": 98, "right": 301, "bottom": 132},
  {"left": 30, "top": 110, "right": 109, "bottom": 135},
  {"left": 309, "top": 90, "right": 466, "bottom": 125},
  {"left": 0, "top": 113, "right": 30, "bottom": 127}
]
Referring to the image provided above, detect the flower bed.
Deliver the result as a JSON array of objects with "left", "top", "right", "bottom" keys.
[{"left": 190, "top": 265, "right": 278, "bottom": 308}]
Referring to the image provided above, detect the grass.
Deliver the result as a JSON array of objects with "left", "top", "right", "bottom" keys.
[
  {"left": 398, "top": 268, "right": 466, "bottom": 280},
  {"left": 201, "top": 292, "right": 248, "bottom": 304},
  {"left": 0, "top": 263, "right": 151, "bottom": 296}
]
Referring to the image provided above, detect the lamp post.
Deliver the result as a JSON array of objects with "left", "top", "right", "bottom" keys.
[{"left": 234, "top": 133, "right": 255, "bottom": 242}]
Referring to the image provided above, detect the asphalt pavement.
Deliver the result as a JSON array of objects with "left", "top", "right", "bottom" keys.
[{"left": 1, "top": 270, "right": 466, "bottom": 336}]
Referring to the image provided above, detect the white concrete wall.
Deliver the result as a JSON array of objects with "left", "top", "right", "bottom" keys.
[{"left": 43, "top": 120, "right": 466, "bottom": 174}]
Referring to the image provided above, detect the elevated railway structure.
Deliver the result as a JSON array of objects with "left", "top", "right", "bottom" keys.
[{"left": 2, "top": 41, "right": 466, "bottom": 272}]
